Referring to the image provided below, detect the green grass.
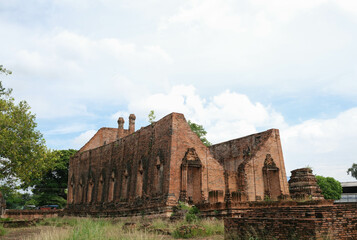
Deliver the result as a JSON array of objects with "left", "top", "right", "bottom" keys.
[
  {"left": 33, "top": 217, "right": 224, "bottom": 239},
  {"left": 200, "top": 219, "right": 224, "bottom": 236},
  {"left": 0, "top": 224, "right": 7, "bottom": 236},
  {"left": 37, "top": 217, "right": 80, "bottom": 227},
  {"left": 67, "top": 218, "right": 110, "bottom": 240}
]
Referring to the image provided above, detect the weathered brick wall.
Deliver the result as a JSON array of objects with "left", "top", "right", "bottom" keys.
[
  {"left": 67, "top": 112, "right": 291, "bottom": 217},
  {"left": 168, "top": 113, "right": 225, "bottom": 205},
  {"left": 225, "top": 202, "right": 357, "bottom": 240},
  {"left": 4, "top": 210, "right": 62, "bottom": 220},
  {"left": 67, "top": 114, "right": 174, "bottom": 216},
  {"left": 209, "top": 129, "right": 289, "bottom": 201}
]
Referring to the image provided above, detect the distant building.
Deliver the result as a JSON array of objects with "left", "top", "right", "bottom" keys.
[{"left": 335, "top": 181, "right": 357, "bottom": 203}]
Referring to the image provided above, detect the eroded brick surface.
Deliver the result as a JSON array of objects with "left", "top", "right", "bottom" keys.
[
  {"left": 209, "top": 129, "right": 290, "bottom": 201},
  {"left": 224, "top": 202, "right": 357, "bottom": 240}
]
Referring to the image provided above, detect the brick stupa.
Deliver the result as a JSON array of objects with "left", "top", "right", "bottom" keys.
[{"left": 288, "top": 168, "right": 324, "bottom": 200}]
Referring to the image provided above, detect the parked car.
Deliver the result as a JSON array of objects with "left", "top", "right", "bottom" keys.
[{"left": 39, "top": 205, "right": 59, "bottom": 210}]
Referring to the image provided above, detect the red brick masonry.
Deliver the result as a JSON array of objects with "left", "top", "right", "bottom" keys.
[
  {"left": 66, "top": 113, "right": 289, "bottom": 217},
  {"left": 224, "top": 201, "right": 357, "bottom": 240}
]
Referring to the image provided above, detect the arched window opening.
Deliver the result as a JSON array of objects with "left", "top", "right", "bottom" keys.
[
  {"left": 136, "top": 160, "right": 144, "bottom": 197},
  {"left": 97, "top": 174, "right": 104, "bottom": 202},
  {"left": 154, "top": 156, "right": 164, "bottom": 195},
  {"left": 121, "top": 169, "right": 129, "bottom": 200},
  {"left": 68, "top": 175, "right": 74, "bottom": 204},
  {"left": 77, "top": 177, "right": 84, "bottom": 204},
  {"left": 87, "top": 175, "right": 94, "bottom": 203},
  {"left": 108, "top": 171, "right": 116, "bottom": 202}
]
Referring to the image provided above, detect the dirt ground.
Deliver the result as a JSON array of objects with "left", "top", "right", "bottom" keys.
[{"left": 0, "top": 227, "right": 42, "bottom": 240}]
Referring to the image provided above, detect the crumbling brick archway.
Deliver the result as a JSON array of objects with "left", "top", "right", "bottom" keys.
[{"left": 87, "top": 171, "right": 94, "bottom": 203}]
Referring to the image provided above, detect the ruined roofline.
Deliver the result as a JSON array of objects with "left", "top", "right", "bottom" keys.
[
  {"left": 78, "top": 127, "right": 118, "bottom": 153},
  {"left": 209, "top": 128, "right": 279, "bottom": 148},
  {"left": 77, "top": 112, "right": 184, "bottom": 154}
]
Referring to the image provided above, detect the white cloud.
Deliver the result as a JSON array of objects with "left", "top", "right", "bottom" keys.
[
  {"left": 125, "top": 84, "right": 357, "bottom": 182},
  {"left": 1, "top": 0, "right": 357, "bottom": 182},
  {"left": 128, "top": 85, "right": 286, "bottom": 142},
  {"left": 4, "top": 29, "right": 173, "bottom": 119},
  {"left": 72, "top": 130, "right": 97, "bottom": 149},
  {"left": 281, "top": 108, "right": 357, "bottom": 181},
  {"left": 45, "top": 123, "right": 95, "bottom": 135}
]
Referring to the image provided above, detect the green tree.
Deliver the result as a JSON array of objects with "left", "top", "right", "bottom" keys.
[
  {"left": 148, "top": 110, "right": 156, "bottom": 124},
  {"left": 0, "top": 65, "right": 54, "bottom": 187},
  {"left": 188, "top": 120, "right": 211, "bottom": 147},
  {"left": 347, "top": 163, "right": 357, "bottom": 179},
  {"left": 30, "top": 149, "right": 77, "bottom": 208},
  {"left": 316, "top": 175, "right": 342, "bottom": 200},
  {"left": 0, "top": 185, "right": 33, "bottom": 209}
]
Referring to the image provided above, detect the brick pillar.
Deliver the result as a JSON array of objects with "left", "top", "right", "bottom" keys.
[
  {"left": 129, "top": 114, "right": 136, "bottom": 134},
  {"left": 224, "top": 171, "right": 232, "bottom": 203},
  {"left": 117, "top": 117, "right": 124, "bottom": 139},
  {"left": 179, "top": 164, "right": 188, "bottom": 202}
]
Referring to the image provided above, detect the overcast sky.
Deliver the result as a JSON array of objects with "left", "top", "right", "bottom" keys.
[{"left": 1, "top": 0, "right": 357, "bottom": 181}]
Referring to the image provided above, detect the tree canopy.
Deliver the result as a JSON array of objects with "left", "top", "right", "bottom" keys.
[
  {"left": 30, "top": 149, "right": 77, "bottom": 208},
  {"left": 188, "top": 120, "right": 211, "bottom": 147},
  {"left": 0, "top": 65, "right": 54, "bottom": 187},
  {"left": 148, "top": 110, "right": 156, "bottom": 124},
  {"left": 316, "top": 175, "right": 342, "bottom": 200},
  {"left": 347, "top": 163, "right": 357, "bottom": 179}
]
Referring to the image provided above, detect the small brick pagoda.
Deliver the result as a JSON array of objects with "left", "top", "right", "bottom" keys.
[{"left": 288, "top": 168, "right": 324, "bottom": 200}]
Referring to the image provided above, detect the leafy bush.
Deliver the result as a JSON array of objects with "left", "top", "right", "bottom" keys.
[
  {"left": 185, "top": 206, "right": 200, "bottom": 223},
  {"left": 316, "top": 175, "right": 342, "bottom": 200}
]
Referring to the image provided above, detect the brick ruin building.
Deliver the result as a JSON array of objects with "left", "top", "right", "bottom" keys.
[{"left": 66, "top": 112, "right": 289, "bottom": 216}]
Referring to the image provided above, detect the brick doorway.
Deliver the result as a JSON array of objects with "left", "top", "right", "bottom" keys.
[
  {"left": 187, "top": 166, "right": 202, "bottom": 204},
  {"left": 180, "top": 148, "right": 203, "bottom": 204},
  {"left": 263, "top": 154, "right": 281, "bottom": 200}
]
